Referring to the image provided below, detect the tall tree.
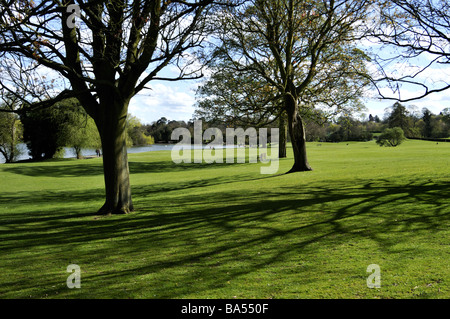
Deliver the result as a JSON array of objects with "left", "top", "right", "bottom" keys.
[
  {"left": 194, "top": 60, "right": 281, "bottom": 127},
  {"left": 194, "top": 58, "right": 287, "bottom": 157},
  {"left": 422, "top": 108, "right": 434, "bottom": 138},
  {"left": 1, "top": 0, "right": 229, "bottom": 214},
  {"left": 385, "top": 102, "right": 410, "bottom": 132},
  {"left": 442, "top": 108, "right": 450, "bottom": 126},
  {"left": 204, "top": 0, "right": 371, "bottom": 173}
]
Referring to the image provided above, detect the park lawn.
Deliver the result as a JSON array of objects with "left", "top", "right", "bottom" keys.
[{"left": 0, "top": 139, "right": 448, "bottom": 299}]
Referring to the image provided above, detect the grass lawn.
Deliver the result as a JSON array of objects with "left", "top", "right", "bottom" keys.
[{"left": 0, "top": 139, "right": 448, "bottom": 299}]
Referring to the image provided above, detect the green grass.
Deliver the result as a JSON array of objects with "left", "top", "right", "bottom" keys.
[{"left": 0, "top": 139, "right": 449, "bottom": 299}]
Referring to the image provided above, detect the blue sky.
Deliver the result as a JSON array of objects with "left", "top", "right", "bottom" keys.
[
  {"left": 128, "top": 77, "right": 450, "bottom": 125},
  {"left": 129, "top": 31, "right": 450, "bottom": 125}
]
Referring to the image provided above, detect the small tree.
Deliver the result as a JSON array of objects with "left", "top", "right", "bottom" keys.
[
  {"left": 126, "top": 115, "right": 154, "bottom": 147},
  {"left": 59, "top": 99, "right": 102, "bottom": 159},
  {"left": 0, "top": 94, "right": 23, "bottom": 163},
  {"left": 0, "top": 111, "right": 23, "bottom": 163},
  {"left": 376, "top": 127, "right": 406, "bottom": 147},
  {"left": 20, "top": 105, "right": 68, "bottom": 160}
]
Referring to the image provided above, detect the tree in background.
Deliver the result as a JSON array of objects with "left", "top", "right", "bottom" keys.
[
  {"left": 327, "top": 115, "right": 373, "bottom": 142},
  {"left": 145, "top": 118, "right": 190, "bottom": 143},
  {"left": 126, "top": 114, "right": 154, "bottom": 147},
  {"left": 440, "top": 108, "right": 450, "bottom": 137},
  {"left": 20, "top": 98, "right": 150, "bottom": 161},
  {"left": 376, "top": 127, "right": 406, "bottom": 147},
  {"left": 384, "top": 102, "right": 421, "bottom": 138},
  {"left": 194, "top": 59, "right": 281, "bottom": 127},
  {"left": 59, "top": 99, "right": 102, "bottom": 159},
  {"left": 382, "top": 103, "right": 450, "bottom": 139},
  {"left": 442, "top": 108, "right": 450, "bottom": 126},
  {"left": 421, "top": 108, "right": 450, "bottom": 139},
  {"left": 194, "top": 58, "right": 284, "bottom": 156},
  {"left": 147, "top": 117, "right": 172, "bottom": 143},
  {"left": 385, "top": 102, "right": 410, "bottom": 132},
  {"left": 0, "top": 111, "right": 23, "bottom": 163},
  {"left": 0, "top": 92, "right": 23, "bottom": 163},
  {"left": 200, "top": 0, "right": 372, "bottom": 172},
  {"left": 422, "top": 108, "right": 433, "bottom": 138},
  {"left": 20, "top": 104, "right": 68, "bottom": 160},
  {"left": 21, "top": 98, "right": 100, "bottom": 160}
]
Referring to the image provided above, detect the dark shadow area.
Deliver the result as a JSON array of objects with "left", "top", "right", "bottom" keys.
[
  {"left": 2, "top": 161, "right": 105, "bottom": 177},
  {"left": 2, "top": 158, "right": 267, "bottom": 178},
  {"left": 0, "top": 173, "right": 448, "bottom": 298},
  {"left": 130, "top": 160, "right": 261, "bottom": 174}
]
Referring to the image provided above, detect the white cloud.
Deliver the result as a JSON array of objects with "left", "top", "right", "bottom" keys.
[{"left": 129, "top": 82, "right": 199, "bottom": 124}]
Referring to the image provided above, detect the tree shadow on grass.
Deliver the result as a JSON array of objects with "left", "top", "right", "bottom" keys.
[
  {"left": 2, "top": 160, "right": 105, "bottom": 177},
  {"left": 0, "top": 176, "right": 448, "bottom": 298},
  {"left": 2, "top": 159, "right": 259, "bottom": 178}
]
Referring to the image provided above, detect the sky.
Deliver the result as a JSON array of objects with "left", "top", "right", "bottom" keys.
[
  {"left": 3, "top": 1, "right": 448, "bottom": 125},
  {"left": 128, "top": 37, "right": 450, "bottom": 125},
  {"left": 11, "top": 2, "right": 447, "bottom": 126},
  {"left": 128, "top": 73, "right": 450, "bottom": 125},
  {"left": 127, "top": 12, "right": 450, "bottom": 126},
  {"left": 129, "top": 79, "right": 200, "bottom": 125}
]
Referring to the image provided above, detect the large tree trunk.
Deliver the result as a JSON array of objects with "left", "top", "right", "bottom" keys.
[
  {"left": 95, "top": 99, "right": 134, "bottom": 215},
  {"left": 278, "top": 111, "right": 287, "bottom": 159},
  {"left": 285, "top": 95, "right": 312, "bottom": 173}
]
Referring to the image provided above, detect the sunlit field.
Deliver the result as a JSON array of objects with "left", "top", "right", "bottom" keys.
[{"left": 0, "top": 139, "right": 448, "bottom": 299}]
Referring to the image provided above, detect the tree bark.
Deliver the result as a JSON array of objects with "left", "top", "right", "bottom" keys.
[
  {"left": 285, "top": 95, "right": 312, "bottom": 173},
  {"left": 95, "top": 99, "right": 134, "bottom": 215},
  {"left": 279, "top": 111, "right": 287, "bottom": 159},
  {"left": 74, "top": 146, "right": 83, "bottom": 160}
]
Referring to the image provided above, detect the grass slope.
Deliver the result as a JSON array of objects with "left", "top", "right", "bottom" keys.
[{"left": 0, "top": 140, "right": 449, "bottom": 299}]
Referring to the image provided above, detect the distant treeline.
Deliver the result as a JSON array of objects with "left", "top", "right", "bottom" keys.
[
  {"left": 146, "top": 103, "right": 450, "bottom": 144},
  {"left": 303, "top": 103, "right": 449, "bottom": 143}
]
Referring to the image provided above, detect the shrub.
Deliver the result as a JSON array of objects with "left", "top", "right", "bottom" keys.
[{"left": 376, "top": 127, "right": 407, "bottom": 147}]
